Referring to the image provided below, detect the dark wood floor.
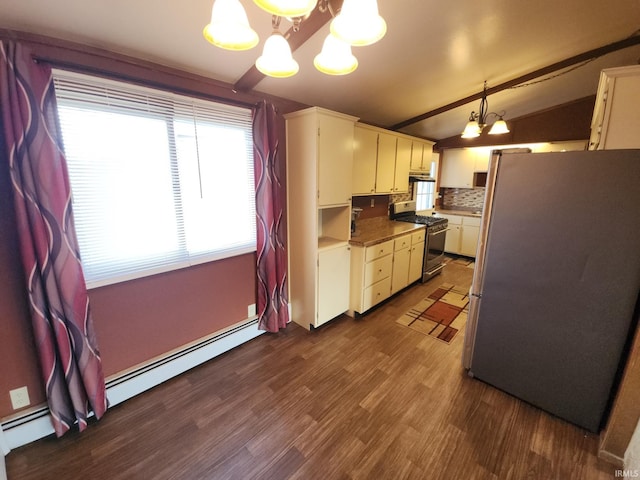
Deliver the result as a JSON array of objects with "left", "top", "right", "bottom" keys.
[{"left": 6, "top": 260, "right": 616, "bottom": 479}]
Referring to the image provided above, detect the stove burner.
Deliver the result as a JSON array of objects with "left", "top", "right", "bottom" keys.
[{"left": 394, "top": 214, "right": 447, "bottom": 227}]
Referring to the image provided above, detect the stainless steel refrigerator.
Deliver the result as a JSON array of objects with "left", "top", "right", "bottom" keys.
[{"left": 462, "top": 149, "right": 640, "bottom": 432}]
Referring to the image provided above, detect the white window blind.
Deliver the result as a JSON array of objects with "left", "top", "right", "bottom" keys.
[{"left": 53, "top": 70, "right": 256, "bottom": 288}]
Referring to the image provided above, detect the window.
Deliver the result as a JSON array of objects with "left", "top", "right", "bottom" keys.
[
  {"left": 53, "top": 70, "right": 255, "bottom": 288},
  {"left": 415, "top": 180, "right": 436, "bottom": 211}
]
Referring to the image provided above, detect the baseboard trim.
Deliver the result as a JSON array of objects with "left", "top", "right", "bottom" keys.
[
  {"left": 598, "top": 448, "right": 625, "bottom": 467},
  {"left": 1, "top": 318, "right": 263, "bottom": 450}
]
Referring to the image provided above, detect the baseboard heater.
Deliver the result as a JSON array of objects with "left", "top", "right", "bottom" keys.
[{"left": 1, "top": 318, "right": 263, "bottom": 450}]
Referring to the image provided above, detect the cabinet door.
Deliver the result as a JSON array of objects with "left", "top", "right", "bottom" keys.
[
  {"left": 408, "top": 243, "right": 424, "bottom": 283},
  {"left": 318, "top": 114, "right": 354, "bottom": 206},
  {"left": 391, "top": 247, "right": 411, "bottom": 294},
  {"left": 410, "top": 141, "right": 424, "bottom": 170},
  {"left": 445, "top": 224, "right": 461, "bottom": 254},
  {"left": 600, "top": 73, "right": 640, "bottom": 149},
  {"left": 460, "top": 225, "right": 480, "bottom": 257},
  {"left": 375, "top": 132, "right": 396, "bottom": 193},
  {"left": 353, "top": 126, "right": 378, "bottom": 195},
  {"left": 440, "top": 149, "right": 475, "bottom": 188},
  {"left": 394, "top": 137, "right": 412, "bottom": 193},
  {"left": 317, "top": 245, "right": 351, "bottom": 327}
]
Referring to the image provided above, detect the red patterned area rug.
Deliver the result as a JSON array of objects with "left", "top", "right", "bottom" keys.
[{"left": 396, "top": 283, "right": 469, "bottom": 344}]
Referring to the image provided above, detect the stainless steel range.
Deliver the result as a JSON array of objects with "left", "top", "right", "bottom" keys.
[{"left": 390, "top": 201, "right": 448, "bottom": 282}]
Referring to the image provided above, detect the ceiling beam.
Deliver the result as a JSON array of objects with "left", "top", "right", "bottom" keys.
[
  {"left": 233, "top": 0, "right": 343, "bottom": 92},
  {"left": 391, "top": 34, "right": 640, "bottom": 131}
]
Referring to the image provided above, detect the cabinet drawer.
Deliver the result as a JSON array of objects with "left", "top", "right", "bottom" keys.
[
  {"left": 462, "top": 216, "right": 481, "bottom": 227},
  {"left": 362, "top": 277, "right": 392, "bottom": 311},
  {"left": 394, "top": 234, "right": 411, "bottom": 251},
  {"left": 365, "top": 240, "right": 394, "bottom": 262},
  {"left": 436, "top": 213, "right": 462, "bottom": 225},
  {"left": 364, "top": 254, "right": 393, "bottom": 287},
  {"left": 411, "top": 230, "right": 425, "bottom": 245}
]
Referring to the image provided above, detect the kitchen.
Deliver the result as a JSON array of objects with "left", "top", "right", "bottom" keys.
[
  {"left": 4, "top": 1, "right": 640, "bottom": 478},
  {"left": 284, "top": 66, "right": 640, "bottom": 471}
]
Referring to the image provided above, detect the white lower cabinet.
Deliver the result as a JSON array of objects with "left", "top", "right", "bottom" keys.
[
  {"left": 351, "top": 239, "right": 393, "bottom": 313},
  {"left": 460, "top": 224, "right": 480, "bottom": 257},
  {"left": 317, "top": 245, "right": 351, "bottom": 327},
  {"left": 438, "top": 213, "right": 481, "bottom": 258},
  {"left": 391, "top": 238, "right": 411, "bottom": 295},
  {"left": 443, "top": 215, "right": 462, "bottom": 253},
  {"left": 408, "top": 231, "right": 425, "bottom": 283},
  {"left": 350, "top": 229, "right": 425, "bottom": 315}
]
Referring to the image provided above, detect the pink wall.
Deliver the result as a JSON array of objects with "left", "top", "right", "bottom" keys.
[
  {"left": 0, "top": 145, "right": 257, "bottom": 416},
  {"left": 0, "top": 31, "right": 304, "bottom": 419},
  {"left": 92, "top": 254, "right": 256, "bottom": 377},
  {"left": 0, "top": 147, "right": 45, "bottom": 416}
]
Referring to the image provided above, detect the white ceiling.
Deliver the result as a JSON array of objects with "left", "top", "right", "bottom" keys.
[{"left": 1, "top": 0, "right": 639, "bottom": 140}]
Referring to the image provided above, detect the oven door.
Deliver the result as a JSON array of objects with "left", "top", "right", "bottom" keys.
[{"left": 425, "top": 227, "right": 447, "bottom": 272}]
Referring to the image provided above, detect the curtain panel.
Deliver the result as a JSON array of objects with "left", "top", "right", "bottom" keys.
[
  {"left": 0, "top": 41, "right": 107, "bottom": 436},
  {"left": 253, "top": 101, "right": 290, "bottom": 332}
]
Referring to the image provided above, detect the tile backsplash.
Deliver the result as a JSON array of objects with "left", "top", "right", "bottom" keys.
[{"left": 441, "top": 187, "right": 485, "bottom": 211}]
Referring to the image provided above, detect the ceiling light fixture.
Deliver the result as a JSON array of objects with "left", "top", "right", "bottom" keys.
[
  {"left": 255, "top": 16, "right": 299, "bottom": 78},
  {"left": 203, "top": 0, "right": 386, "bottom": 77},
  {"left": 461, "top": 81, "right": 510, "bottom": 138}
]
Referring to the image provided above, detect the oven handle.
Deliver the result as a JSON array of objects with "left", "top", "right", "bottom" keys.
[{"left": 428, "top": 228, "right": 449, "bottom": 236}]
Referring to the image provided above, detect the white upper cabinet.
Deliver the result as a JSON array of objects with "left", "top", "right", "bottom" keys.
[
  {"left": 440, "top": 149, "right": 476, "bottom": 188},
  {"left": 394, "top": 137, "right": 412, "bottom": 193},
  {"left": 410, "top": 141, "right": 424, "bottom": 170},
  {"left": 353, "top": 125, "right": 378, "bottom": 195},
  {"left": 317, "top": 112, "right": 356, "bottom": 206},
  {"left": 353, "top": 124, "right": 433, "bottom": 196},
  {"left": 440, "top": 148, "right": 490, "bottom": 188},
  {"left": 589, "top": 65, "right": 640, "bottom": 150},
  {"left": 376, "top": 131, "right": 397, "bottom": 193},
  {"left": 410, "top": 139, "right": 436, "bottom": 172}
]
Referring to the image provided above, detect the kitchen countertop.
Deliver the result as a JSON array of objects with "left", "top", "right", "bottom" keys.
[
  {"left": 349, "top": 217, "right": 426, "bottom": 247},
  {"left": 434, "top": 208, "right": 483, "bottom": 218}
]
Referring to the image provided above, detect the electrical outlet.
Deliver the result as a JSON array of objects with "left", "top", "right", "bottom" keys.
[
  {"left": 10, "top": 386, "right": 30, "bottom": 410},
  {"left": 248, "top": 303, "right": 256, "bottom": 318}
]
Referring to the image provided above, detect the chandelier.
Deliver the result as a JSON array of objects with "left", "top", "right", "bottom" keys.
[
  {"left": 203, "top": 0, "right": 387, "bottom": 78},
  {"left": 461, "top": 81, "right": 510, "bottom": 138}
]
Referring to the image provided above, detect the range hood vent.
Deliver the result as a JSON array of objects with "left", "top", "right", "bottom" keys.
[{"left": 409, "top": 172, "right": 435, "bottom": 182}]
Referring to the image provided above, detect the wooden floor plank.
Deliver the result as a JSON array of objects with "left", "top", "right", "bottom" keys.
[{"left": 5, "top": 260, "right": 617, "bottom": 479}]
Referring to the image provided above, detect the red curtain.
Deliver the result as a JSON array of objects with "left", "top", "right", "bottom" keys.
[
  {"left": 253, "top": 101, "right": 290, "bottom": 332},
  {"left": 0, "top": 41, "right": 107, "bottom": 436}
]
